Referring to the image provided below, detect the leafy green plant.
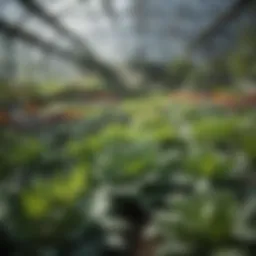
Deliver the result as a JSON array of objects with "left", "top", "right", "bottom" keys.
[{"left": 0, "top": 95, "right": 255, "bottom": 255}]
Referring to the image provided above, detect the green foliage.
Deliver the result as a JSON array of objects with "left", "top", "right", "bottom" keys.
[
  {"left": 187, "top": 64, "right": 231, "bottom": 90},
  {"left": 94, "top": 136, "right": 159, "bottom": 183},
  {"left": 164, "top": 25, "right": 256, "bottom": 90},
  {"left": 0, "top": 96, "right": 255, "bottom": 255},
  {"left": 228, "top": 28, "right": 256, "bottom": 82},
  {"left": 166, "top": 59, "right": 194, "bottom": 87}
]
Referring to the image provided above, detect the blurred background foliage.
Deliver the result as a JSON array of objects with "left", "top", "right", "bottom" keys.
[{"left": 1, "top": 97, "right": 255, "bottom": 255}]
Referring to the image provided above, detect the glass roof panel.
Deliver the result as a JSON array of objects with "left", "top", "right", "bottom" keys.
[
  {"left": 0, "top": 0, "right": 28, "bottom": 24},
  {"left": 0, "top": 0, "right": 75, "bottom": 51},
  {"left": 0, "top": 0, "right": 246, "bottom": 63},
  {"left": 20, "top": 16, "right": 74, "bottom": 50},
  {"left": 39, "top": 0, "right": 90, "bottom": 16}
]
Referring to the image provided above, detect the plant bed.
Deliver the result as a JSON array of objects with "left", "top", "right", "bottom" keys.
[{"left": 0, "top": 96, "right": 255, "bottom": 255}]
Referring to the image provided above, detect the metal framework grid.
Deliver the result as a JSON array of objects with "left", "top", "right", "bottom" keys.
[{"left": 0, "top": 0, "right": 254, "bottom": 89}]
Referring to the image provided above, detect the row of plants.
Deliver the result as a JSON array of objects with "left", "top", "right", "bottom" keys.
[
  {"left": 0, "top": 96, "right": 255, "bottom": 255},
  {"left": 1, "top": 87, "right": 256, "bottom": 129},
  {"left": 0, "top": 75, "right": 112, "bottom": 108}
]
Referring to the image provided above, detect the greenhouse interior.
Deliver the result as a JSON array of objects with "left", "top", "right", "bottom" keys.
[{"left": 0, "top": 0, "right": 256, "bottom": 255}]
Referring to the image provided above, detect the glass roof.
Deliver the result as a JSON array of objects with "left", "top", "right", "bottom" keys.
[
  {"left": 0, "top": 0, "right": 239, "bottom": 62},
  {"left": 1, "top": 0, "right": 253, "bottom": 82}
]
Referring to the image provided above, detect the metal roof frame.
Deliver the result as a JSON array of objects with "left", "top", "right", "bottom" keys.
[{"left": 0, "top": 0, "right": 254, "bottom": 91}]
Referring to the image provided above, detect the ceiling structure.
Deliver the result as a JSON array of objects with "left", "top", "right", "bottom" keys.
[{"left": 0, "top": 0, "right": 254, "bottom": 90}]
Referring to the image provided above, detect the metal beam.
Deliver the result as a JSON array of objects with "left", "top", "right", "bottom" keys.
[
  {"left": 0, "top": 18, "right": 80, "bottom": 64},
  {"left": 101, "top": 0, "right": 118, "bottom": 21},
  {"left": 0, "top": 18, "right": 134, "bottom": 93},
  {"left": 190, "top": 0, "right": 255, "bottom": 50},
  {"left": 18, "top": 0, "right": 88, "bottom": 52},
  {"left": 17, "top": 0, "right": 136, "bottom": 93}
]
